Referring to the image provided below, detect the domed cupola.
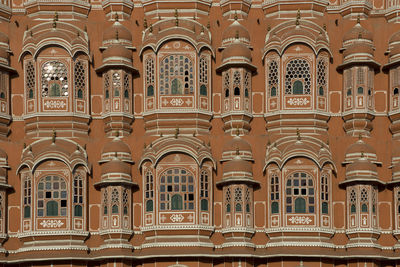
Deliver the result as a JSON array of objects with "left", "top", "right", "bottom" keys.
[
  {"left": 218, "top": 143, "right": 259, "bottom": 245},
  {"left": 343, "top": 135, "right": 379, "bottom": 164},
  {"left": 96, "top": 14, "right": 137, "bottom": 137},
  {"left": 221, "top": 131, "right": 253, "bottom": 161},
  {"left": 217, "top": 18, "right": 256, "bottom": 135},
  {"left": 0, "top": 30, "right": 15, "bottom": 138},
  {"left": 340, "top": 138, "right": 382, "bottom": 246},
  {"left": 338, "top": 17, "right": 378, "bottom": 71},
  {"left": 221, "top": 19, "right": 250, "bottom": 48},
  {"left": 220, "top": 152, "right": 255, "bottom": 185},
  {"left": 384, "top": 30, "right": 400, "bottom": 139},
  {"left": 344, "top": 155, "right": 380, "bottom": 185},
  {"left": 95, "top": 136, "right": 136, "bottom": 247},
  {"left": 102, "top": 16, "right": 132, "bottom": 47},
  {"left": 100, "top": 135, "right": 133, "bottom": 163},
  {"left": 338, "top": 17, "right": 379, "bottom": 137}
]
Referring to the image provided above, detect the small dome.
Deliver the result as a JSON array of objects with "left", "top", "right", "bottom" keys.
[
  {"left": 0, "top": 147, "right": 6, "bottom": 160},
  {"left": 0, "top": 32, "right": 9, "bottom": 45},
  {"left": 343, "top": 42, "right": 374, "bottom": 58},
  {"left": 222, "top": 20, "right": 250, "bottom": 46},
  {"left": 345, "top": 157, "right": 378, "bottom": 184},
  {"left": 343, "top": 23, "right": 373, "bottom": 42},
  {"left": 221, "top": 41, "right": 251, "bottom": 63},
  {"left": 223, "top": 155, "right": 252, "bottom": 175},
  {"left": 389, "top": 45, "right": 400, "bottom": 58},
  {"left": 345, "top": 138, "right": 377, "bottom": 162},
  {"left": 222, "top": 135, "right": 252, "bottom": 160},
  {"left": 102, "top": 43, "right": 132, "bottom": 62},
  {"left": 390, "top": 31, "right": 400, "bottom": 44},
  {"left": 101, "top": 157, "right": 131, "bottom": 176},
  {"left": 101, "top": 136, "right": 132, "bottom": 162},
  {"left": 102, "top": 137, "right": 131, "bottom": 155},
  {"left": 103, "top": 21, "right": 132, "bottom": 44}
]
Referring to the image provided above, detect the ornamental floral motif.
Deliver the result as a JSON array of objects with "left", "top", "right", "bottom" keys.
[
  {"left": 40, "top": 219, "right": 64, "bottom": 228},
  {"left": 288, "top": 216, "right": 312, "bottom": 225},
  {"left": 287, "top": 98, "right": 309, "bottom": 106},
  {"left": 170, "top": 213, "right": 184, "bottom": 222}
]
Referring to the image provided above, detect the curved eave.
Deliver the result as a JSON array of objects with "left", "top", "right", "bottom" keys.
[
  {"left": 18, "top": 39, "right": 90, "bottom": 62},
  {"left": 0, "top": 63, "right": 16, "bottom": 75},
  {"left": 262, "top": 38, "right": 332, "bottom": 60},
  {"left": 216, "top": 177, "right": 260, "bottom": 188},
  {"left": 0, "top": 182, "right": 12, "bottom": 191},
  {"left": 337, "top": 59, "right": 381, "bottom": 72},
  {"left": 94, "top": 179, "right": 138, "bottom": 189},
  {"left": 139, "top": 148, "right": 216, "bottom": 170},
  {"left": 98, "top": 159, "right": 134, "bottom": 164},
  {"left": 264, "top": 153, "right": 337, "bottom": 173},
  {"left": 383, "top": 59, "right": 400, "bottom": 72},
  {"left": 216, "top": 61, "right": 257, "bottom": 73},
  {"left": 339, "top": 177, "right": 385, "bottom": 188},
  {"left": 95, "top": 63, "right": 138, "bottom": 74},
  {"left": 139, "top": 35, "right": 215, "bottom": 58}
]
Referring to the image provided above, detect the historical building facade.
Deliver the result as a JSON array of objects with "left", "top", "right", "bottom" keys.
[{"left": 0, "top": 0, "right": 400, "bottom": 266}]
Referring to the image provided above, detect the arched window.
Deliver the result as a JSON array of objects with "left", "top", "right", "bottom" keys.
[
  {"left": 225, "top": 187, "right": 231, "bottom": 213},
  {"left": 37, "top": 175, "right": 67, "bottom": 217},
  {"left": 268, "top": 60, "right": 279, "bottom": 97},
  {"left": 347, "top": 89, "right": 352, "bottom": 96},
  {"left": 111, "top": 188, "right": 119, "bottom": 214},
  {"left": 159, "top": 168, "right": 194, "bottom": 211},
  {"left": 244, "top": 72, "right": 250, "bottom": 98},
  {"left": 26, "top": 61, "right": 35, "bottom": 99},
  {"left": 285, "top": 172, "right": 314, "bottom": 213},
  {"left": 395, "top": 88, "right": 399, "bottom": 95},
  {"left": 357, "top": 87, "right": 364, "bottom": 95},
  {"left": 293, "top": 81, "right": 304, "bottom": 95},
  {"left": 145, "top": 57, "right": 155, "bottom": 97},
  {"left": 123, "top": 74, "right": 130, "bottom": 99},
  {"left": 233, "top": 71, "right": 241, "bottom": 96},
  {"left": 317, "top": 59, "right": 327, "bottom": 96},
  {"left": 350, "top": 188, "right": 356, "bottom": 214},
  {"left": 113, "top": 72, "right": 120, "bottom": 97},
  {"left": 321, "top": 174, "right": 329, "bottom": 214},
  {"left": 23, "top": 176, "right": 31, "bottom": 218},
  {"left": 103, "top": 188, "right": 108, "bottom": 215},
  {"left": 234, "top": 187, "right": 242, "bottom": 212},
  {"left": 104, "top": 73, "right": 110, "bottom": 99},
  {"left": 122, "top": 189, "right": 129, "bottom": 215},
  {"left": 73, "top": 174, "right": 83, "bottom": 217},
  {"left": 74, "top": 61, "right": 85, "bottom": 99},
  {"left": 200, "top": 170, "right": 209, "bottom": 211},
  {"left": 41, "top": 61, "right": 68, "bottom": 97},
  {"left": 285, "top": 59, "right": 311, "bottom": 95},
  {"left": 199, "top": 56, "right": 208, "bottom": 96},
  {"left": 270, "top": 173, "right": 279, "bottom": 214},
  {"left": 145, "top": 171, "right": 154, "bottom": 212},
  {"left": 360, "top": 187, "right": 368, "bottom": 213},
  {"left": 160, "top": 55, "right": 194, "bottom": 95},
  {"left": 224, "top": 72, "right": 230, "bottom": 98}
]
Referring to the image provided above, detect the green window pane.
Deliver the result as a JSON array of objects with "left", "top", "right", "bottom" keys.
[
  {"left": 201, "top": 199, "right": 208, "bottom": 211},
  {"left": 147, "top": 85, "right": 154, "bottom": 96},
  {"left": 112, "top": 204, "right": 119, "bottom": 214},
  {"left": 322, "top": 202, "right": 328, "bottom": 214},
  {"left": 24, "top": 206, "right": 31, "bottom": 218},
  {"left": 46, "top": 201, "right": 58, "bottom": 216},
  {"left": 293, "top": 81, "right": 303, "bottom": 95},
  {"left": 200, "top": 84, "right": 207, "bottom": 96},
  {"left": 271, "top": 202, "right": 279, "bottom": 214},
  {"left": 146, "top": 200, "right": 153, "bottom": 212},
  {"left": 294, "top": 197, "right": 306, "bottom": 213},
  {"left": 74, "top": 205, "right": 82, "bottom": 217},
  {"left": 171, "top": 194, "right": 183, "bottom": 210}
]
